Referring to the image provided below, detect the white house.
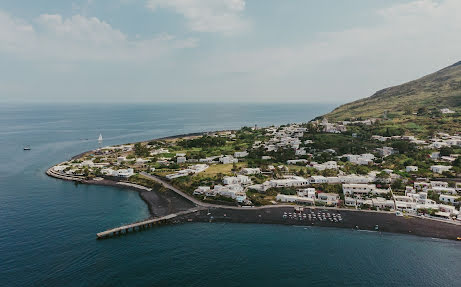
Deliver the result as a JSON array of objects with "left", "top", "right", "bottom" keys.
[
  {"left": 317, "top": 193, "right": 339, "bottom": 205},
  {"left": 439, "top": 194, "right": 459, "bottom": 204},
  {"left": 342, "top": 184, "right": 376, "bottom": 196},
  {"left": 219, "top": 155, "right": 238, "bottom": 164},
  {"left": 345, "top": 154, "right": 375, "bottom": 165},
  {"left": 345, "top": 197, "right": 357, "bottom": 207},
  {"left": 276, "top": 194, "right": 315, "bottom": 204},
  {"left": 287, "top": 159, "right": 308, "bottom": 165},
  {"left": 80, "top": 160, "right": 94, "bottom": 167},
  {"left": 295, "top": 148, "right": 307, "bottom": 156},
  {"left": 241, "top": 168, "right": 261, "bottom": 175},
  {"left": 440, "top": 108, "right": 455, "bottom": 114},
  {"left": 430, "top": 165, "right": 452, "bottom": 174},
  {"left": 431, "top": 181, "right": 449, "bottom": 188},
  {"left": 438, "top": 204, "right": 459, "bottom": 216},
  {"left": 214, "top": 184, "right": 247, "bottom": 202},
  {"left": 193, "top": 186, "right": 210, "bottom": 195},
  {"left": 234, "top": 151, "right": 249, "bottom": 158},
  {"left": 113, "top": 168, "right": 134, "bottom": 178},
  {"left": 356, "top": 198, "right": 373, "bottom": 207},
  {"left": 269, "top": 176, "right": 310, "bottom": 188},
  {"left": 308, "top": 176, "right": 328, "bottom": 184},
  {"left": 312, "top": 161, "right": 338, "bottom": 171},
  {"left": 394, "top": 195, "right": 414, "bottom": 203},
  {"left": 431, "top": 186, "right": 457, "bottom": 195},
  {"left": 297, "top": 188, "right": 316, "bottom": 199},
  {"left": 177, "top": 156, "right": 186, "bottom": 164},
  {"left": 339, "top": 174, "right": 373, "bottom": 184},
  {"left": 223, "top": 175, "right": 251, "bottom": 185},
  {"left": 372, "top": 197, "right": 395, "bottom": 209},
  {"left": 406, "top": 166, "right": 418, "bottom": 172}
]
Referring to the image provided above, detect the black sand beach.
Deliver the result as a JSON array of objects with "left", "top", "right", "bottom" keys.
[{"left": 175, "top": 207, "right": 461, "bottom": 241}]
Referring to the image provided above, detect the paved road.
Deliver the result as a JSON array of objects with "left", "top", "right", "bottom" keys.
[
  {"left": 139, "top": 172, "right": 300, "bottom": 210},
  {"left": 140, "top": 172, "right": 207, "bottom": 207}
]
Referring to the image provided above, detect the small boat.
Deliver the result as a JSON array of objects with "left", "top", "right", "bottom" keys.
[{"left": 23, "top": 145, "right": 31, "bottom": 151}]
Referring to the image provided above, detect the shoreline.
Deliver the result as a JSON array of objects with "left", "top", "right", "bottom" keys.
[
  {"left": 47, "top": 167, "right": 461, "bottom": 241},
  {"left": 46, "top": 130, "right": 461, "bottom": 241},
  {"left": 175, "top": 207, "right": 461, "bottom": 241}
]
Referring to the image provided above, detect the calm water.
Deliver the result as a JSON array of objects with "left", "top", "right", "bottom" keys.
[{"left": 0, "top": 103, "right": 460, "bottom": 287}]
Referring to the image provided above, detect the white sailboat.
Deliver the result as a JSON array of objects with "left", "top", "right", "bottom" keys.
[{"left": 98, "top": 134, "right": 103, "bottom": 144}]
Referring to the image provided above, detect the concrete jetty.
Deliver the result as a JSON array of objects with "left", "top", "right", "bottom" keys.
[{"left": 96, "top": 209, "right": 198, "bottom": 239}]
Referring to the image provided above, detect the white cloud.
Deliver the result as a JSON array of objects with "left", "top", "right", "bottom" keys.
[
  {"left": 0, "top": 10, "right": 197, "bottom": 61},
  {"left": 146, "top": 0, "right": 248, "bottom": 34},
  {"left": 189, "top": 0, "right": 461, "bottom": 102}
]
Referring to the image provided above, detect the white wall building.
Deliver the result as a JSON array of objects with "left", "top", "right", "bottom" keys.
[
  {"left": 317, "top": 193, "right": 339, "bottom": 205},
  {"left": 406, "top": 166, "right": 418, "bottom": 172},
  {"left": 297, "top": 188, "right": 316, "bottom": 199},
  {"left": 439, "top": 194, "right": 459, "bottom": 204},
  {"left": 223, "top": 175, "right": 251, "bottom": 185},
  {"left": 308, "top": 176, "right": 328, "bottom": 184},
  {"left": 219, "top": 155, "right": 238, "bottom": 164},
  {"left": 276, "top": 194, "right": 314, "bottom": 204},
  {"left": 345, "top": 154, "right": 375, "bottom": 165},
  {"left": 241, "top": 168, "right": 261, "bottom": 175},
  {"left": 430, "top": 165, "right": 452, "bottom": 174},
  {"left": 312, "top": 161, "right": 338, "bottom": 171},
  {"left": 234, "top": 151, "right": 249, "bottom": 158},
  {"left": 342, "top": 184, "right": 376, "bottom": 196},
  {"left": 112, "top": 168, "right": 134, "bottom": 178}
]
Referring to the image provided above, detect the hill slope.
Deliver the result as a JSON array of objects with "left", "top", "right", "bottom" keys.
[{"left": 326, "top": 61, "right": 461, "bottom": 121}]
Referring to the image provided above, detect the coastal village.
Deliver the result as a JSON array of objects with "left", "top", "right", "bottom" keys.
[{"left": 49, "top": 111, "right": 461, "bottom": 224}]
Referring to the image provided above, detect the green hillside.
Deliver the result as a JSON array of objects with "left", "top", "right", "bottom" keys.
[
  {"left": 324, "top": 61, "right": 461, "bottom": 135},
  {"left": 327, "top": 61, "right": 461, "bottom": 119}
]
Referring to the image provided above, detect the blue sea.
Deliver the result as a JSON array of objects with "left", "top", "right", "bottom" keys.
[{"left": 1, "top": 103, "right": 460, "bottom": 287}]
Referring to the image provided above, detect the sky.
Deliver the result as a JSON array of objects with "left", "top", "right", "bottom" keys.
[{"left": 0, "top": 0, "right": 460, "bottom": 104}]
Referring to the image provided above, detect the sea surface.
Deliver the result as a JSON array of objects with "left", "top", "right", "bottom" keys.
[{"left": 0, "top": 103, "right": 460, "bottom": 287}]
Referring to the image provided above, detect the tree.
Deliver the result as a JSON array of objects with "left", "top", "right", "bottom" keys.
[
  {"left": 440, "top": 146, "right": 454, "bottom": 157},
  {"left": 134, "top": 143, "right": 150, "bottom": 157},
  {"left": 391, "top": 179, "right": 404, "bottom": 191},
  {"left": 453, "top": 157, "right": 461, "bottom": 168},
  {"left": 391, "top": 141, "right": 411, "bottom": 154},
  {"left": 417, "top": 107, "right": 427, "bottom": 115}
]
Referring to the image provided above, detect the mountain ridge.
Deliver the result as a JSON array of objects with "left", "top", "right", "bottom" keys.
[{"left": 326, "top": 61, "right": 461, "bottom": 121}]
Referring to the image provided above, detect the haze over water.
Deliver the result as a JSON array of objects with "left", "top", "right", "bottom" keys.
[{"left": 1, "top": 103, "right": 460, "bottom": 286}]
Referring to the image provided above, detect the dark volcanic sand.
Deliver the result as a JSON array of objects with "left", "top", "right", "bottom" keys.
[
  {"left": 176, "top": 207, "right": 461, "bottom": 241},
  {"left": 139, "top": 189, "right": 195, "bottom": 217}
]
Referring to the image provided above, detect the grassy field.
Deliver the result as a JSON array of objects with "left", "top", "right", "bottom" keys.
[{"left": 199, "top": 162, "right": 247, "bottom": 176}]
